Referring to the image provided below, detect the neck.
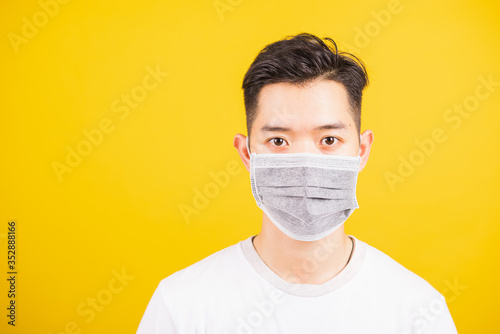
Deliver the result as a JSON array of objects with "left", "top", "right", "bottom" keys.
[{"left": 252, "top": 213, "right": 354, "bottom": 285}]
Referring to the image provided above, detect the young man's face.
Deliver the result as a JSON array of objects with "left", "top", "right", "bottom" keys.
[{"left": 234, "top": 78, "right": 373, "bottom": 172}]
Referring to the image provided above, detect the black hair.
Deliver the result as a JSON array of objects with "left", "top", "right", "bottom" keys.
[{"left": 242, "top": 32, "right": 369, "bottom": 135}]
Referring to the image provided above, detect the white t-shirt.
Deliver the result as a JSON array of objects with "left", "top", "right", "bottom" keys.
[{"left": 137, "top": 235, "right": 458, "bottom": 333}]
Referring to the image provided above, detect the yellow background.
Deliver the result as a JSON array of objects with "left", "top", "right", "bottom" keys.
[{"left": 1, "top": 0, "right": 499, "bottom": 332}]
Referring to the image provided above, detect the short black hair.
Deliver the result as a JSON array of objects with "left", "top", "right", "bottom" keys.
[{"left": 242, "top": 32, "right": 369, "bottom": 135}]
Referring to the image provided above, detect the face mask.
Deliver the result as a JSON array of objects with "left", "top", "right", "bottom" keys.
[{"left": 246, "top": 136, "right": 361, "bottom": 242}]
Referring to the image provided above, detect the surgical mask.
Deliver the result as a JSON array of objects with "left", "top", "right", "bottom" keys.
[{"left": 246, "top": 136, "right": 361, "bottom": 242}]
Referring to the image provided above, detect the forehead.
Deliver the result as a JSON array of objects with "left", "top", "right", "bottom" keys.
[{"left": 253, "top": 79, "right": 355, "bottom": 131}]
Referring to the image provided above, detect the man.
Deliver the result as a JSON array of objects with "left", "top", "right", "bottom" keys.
[{"left": 137, "top": 32, "right": 458, "bottom": 333}]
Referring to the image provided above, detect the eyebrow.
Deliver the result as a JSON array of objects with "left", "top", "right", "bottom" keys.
[{"left": 260, "top": 122, "right": 347, "bottom": 132}]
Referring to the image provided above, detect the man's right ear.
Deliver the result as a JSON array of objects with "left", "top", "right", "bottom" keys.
[{"left": 233, "top": 133, "right": 251, "bottom": 172}]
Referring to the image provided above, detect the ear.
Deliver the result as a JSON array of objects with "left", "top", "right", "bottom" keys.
[
  {"left": 358, "top": 129, "right": 374, "bottom": 172},
  {"left": 233, "top": 133, "right": 251, "bottom": 172}
]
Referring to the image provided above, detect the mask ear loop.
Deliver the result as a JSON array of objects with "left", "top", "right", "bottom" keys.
[
  {"left": 358, "top": 134, "right": 362, "bottom": 157},
  {"left": 246, "top": 136, "right": 251, "bottom": 156}
]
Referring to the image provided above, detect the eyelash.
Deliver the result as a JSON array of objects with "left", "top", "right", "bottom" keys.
[{"left": 267, "top": 137, "right": 340, "bottom": 147}]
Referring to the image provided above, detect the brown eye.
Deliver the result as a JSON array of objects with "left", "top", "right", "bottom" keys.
[
  {"left": 271, "top": 138, "right": 286, "bottom": 146},
  {"left": 322, "top": 136, "right": 338, "bottom": 145}
]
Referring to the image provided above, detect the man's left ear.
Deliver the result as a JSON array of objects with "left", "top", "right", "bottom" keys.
[{"left": 358, "top": 130, "right": 374, "bottom": 172}]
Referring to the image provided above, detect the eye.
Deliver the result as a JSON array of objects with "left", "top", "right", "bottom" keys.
[
  {"left": 321, "top": 136, "right": 338, "bottom": 146},
  {"left": 269, "top": 138, "right": 287, "bottom": 147}
]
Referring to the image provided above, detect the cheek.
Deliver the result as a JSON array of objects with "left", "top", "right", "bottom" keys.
[
  {"left": 337, "top": 144, "right": 359, "bottom": 157},
  {"left": 338, "top": 134, "right": 360, "bottom": 157}
]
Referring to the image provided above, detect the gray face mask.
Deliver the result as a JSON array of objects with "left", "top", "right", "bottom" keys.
[{"left": 246, "top": 137, "right": 361, "bottom": 242}]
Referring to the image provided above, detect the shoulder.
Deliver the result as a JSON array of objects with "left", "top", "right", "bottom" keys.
[
  {"left": 138, "top": 239, "right": 251, "bottom": 331},
  {"left": 357, "top": 238, "right": 445, "bottom": 302},
  {"left": 155, "top": 238, "right": 247, "bottom": 301},
  {"left": 354, "top": 238, "right": 458, "bottom": 332}
]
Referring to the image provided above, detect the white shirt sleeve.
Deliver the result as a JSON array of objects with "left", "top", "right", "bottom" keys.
[
  {"left": 136, "top": 284, "right": 177, "bottom": 334},
  {"left": 418, "top": 294, "right": 458, "bottom": 334},
  {"left": 432, "top": 306, "right": 459, "bottom": 334}
]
